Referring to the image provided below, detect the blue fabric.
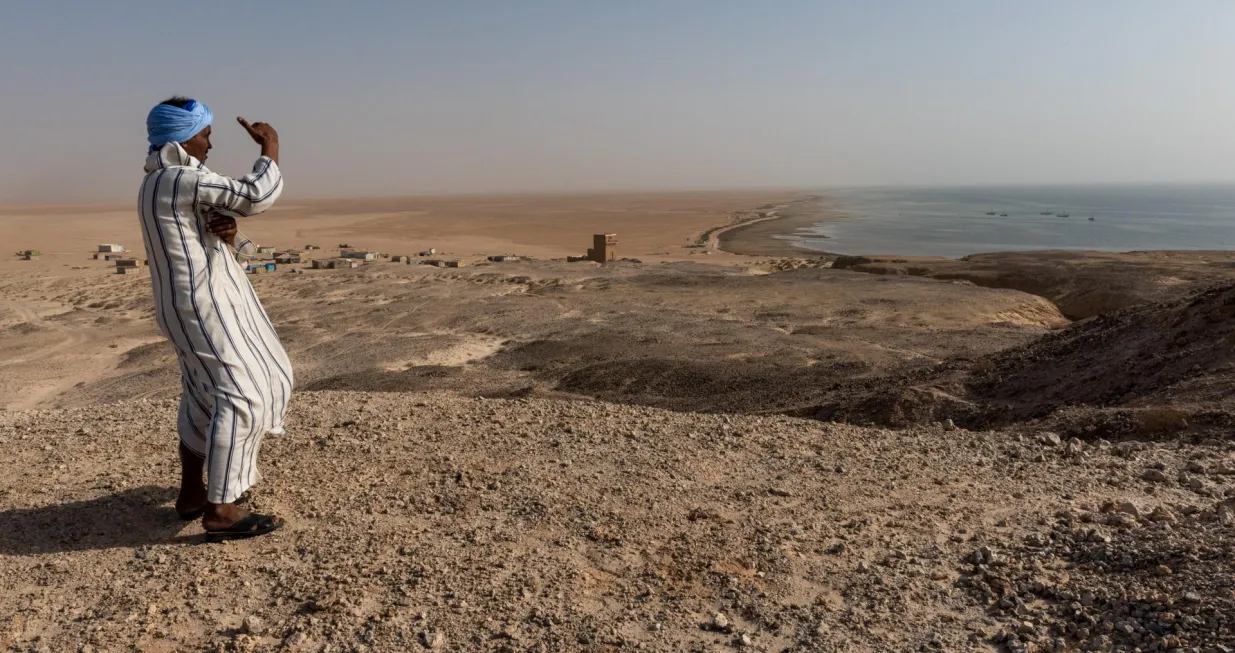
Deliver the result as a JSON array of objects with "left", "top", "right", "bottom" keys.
[{"left": 146, "top": 99, "right": 213, "bottom": 150}]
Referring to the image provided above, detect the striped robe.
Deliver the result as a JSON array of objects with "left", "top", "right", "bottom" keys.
[{"left": 138, "top": 143, "right": 292, "bottom": 504}]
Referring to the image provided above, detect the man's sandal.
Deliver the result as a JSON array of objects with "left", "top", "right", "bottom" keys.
[{"left": 204, "top": 513, "right": 284, "bottom": 543}]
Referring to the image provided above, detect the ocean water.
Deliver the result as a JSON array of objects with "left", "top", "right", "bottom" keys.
[{"left": 787, "top": 184, "right": 1235, "bottom": 258}]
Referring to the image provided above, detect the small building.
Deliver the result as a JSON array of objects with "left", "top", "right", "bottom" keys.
[
  {"left": 312, "top": 258, "right": 359, "bottom": 270},
  {"left": 487, "top": 255, "right": 520, "bottom": 263},
  {"left": 256, "top": 246, "right": 277, "bottom": 255},
  {"left": 115, "top": 258, "right": 146, "bottom": 268},
  {"left": 338, "top": 243, "right": 352, "bottom": 249},
  {"left": 444, "top": 259, "right": 466, "bottom": 268},
  {"left": 587, "top": 233, "right": 617, "bottom": 263},
  {"left": 342, "top": 251, "right": 377, "bottom": 261},
  {"left": 304, "top": 244, "right": 321, "bottom": 250},
  {"left": 18, "top": 249, "right": 40, "bottom": 257},
  {"left": 417, "top": 248, "right": 436, "bottom": 257},
  {"left": 98, "top": 244, "right": 125, "bottom": 253},
  {"left": 247, "top": 262, "right": 277, "bottom": 274},
  {"left": 274, "top": 251, "right": 304, "bottom": 264},
  {"left": 115, "top": 266, "right": 143, "bottom": 275},
  {"left": 391, "top": 255, "right": 410, "bottom": 263}
]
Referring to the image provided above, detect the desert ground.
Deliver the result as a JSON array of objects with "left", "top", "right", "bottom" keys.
[{"left": 3, "top": 192, "right": 1235, "bottom": 652}]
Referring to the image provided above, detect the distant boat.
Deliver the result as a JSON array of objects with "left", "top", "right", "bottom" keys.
[
  {"left": 1088, "top": 216, "right": 1095, "bottom": 221},
  {"left": 1057, "top": 213, "right": 1070, "bottom": 218},
  {"left": 985, "top": 211, "right": 997, "bottom": 216},
  {"left": 1040, "top": 211, "right": 1053, "bottom": 215},
  {"left": 999, "top": 213, "right": 1009, "bottom": 217}
]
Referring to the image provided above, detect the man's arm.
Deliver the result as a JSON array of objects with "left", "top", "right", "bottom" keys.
[{"left": 196, "top": 118, "right": 283, "bottom": 218}]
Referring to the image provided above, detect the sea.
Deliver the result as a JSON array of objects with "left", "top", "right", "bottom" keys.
[{"left": 785, "top": 184, "right": 1235, "bottom": 258}]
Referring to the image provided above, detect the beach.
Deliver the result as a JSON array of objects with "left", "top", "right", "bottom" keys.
[{"left": 4, "top": 191, "right": 1235, "bottom": 650}]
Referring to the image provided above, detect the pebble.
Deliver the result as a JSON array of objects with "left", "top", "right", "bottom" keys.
[
  {"left": 420, "top": 631, "right": 444, "bottom": 649},
  {"left": 1142, "top": 469, "right": 1169, "bottom": 483}
]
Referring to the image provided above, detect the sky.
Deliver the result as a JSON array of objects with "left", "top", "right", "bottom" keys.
[{"left": 2, "top": 1, "right": 1234, "bottom": 202}]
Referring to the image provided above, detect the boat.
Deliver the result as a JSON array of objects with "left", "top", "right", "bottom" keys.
[
  {"left": 1057, "top": 213, "right": 1070, "bottom": 218},
  {"left": 999, "top": 213, "right": 1008, "bottom": 217},
  {"left": 1040, "top": 211, "right": 1053, "bottom": 215},
  {"left": 985, "top": 211, "right": 997, "bottom": 216},
  {"left": 1088, "top": 216, "right": 1095, "bottom": 221}
]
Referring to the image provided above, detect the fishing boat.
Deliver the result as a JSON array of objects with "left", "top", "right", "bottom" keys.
[
  {"left": 1040, "top": 211, "right": 1053, "bottom": 215},
  {"left": 1087, "top": 216, "right": 1095, "bottom": 221},
  {"left": 999, "top": 213, "right": 1008, "bottom": 217},
  {"left": 984, "top": 211, "right": 997, "bottom": 216},
  {"left": 1057, "top": 213, "right": 1070, "bottom": 218}
]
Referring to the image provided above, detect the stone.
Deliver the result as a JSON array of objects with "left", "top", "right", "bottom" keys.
[
  {"left": 712, "top": 613, "right": 731, "bottom": 631},
  {"left": 420, "top": 631, "right": 444, "bottom": 649},
  {"left": 1188, "top": 477, "right": 1207, "bottom": 492},
  {"left": 1142, "top": 469, "right": 1169, "bottom": 483},
  {"left": 242, "top": 615, "right": 265, "bottom": 635},
  {"left": 1148, "top": 506, "right": 1177, "bottom": 523},
  {"left": 1039, "top": 432, "right": 1062, "bottom": 447},
  {"left": 942, "top": 419, "right": 956, "bottom": 431},
  {"left": 739, "top": 633, "right": 752, "bottom": 646}
]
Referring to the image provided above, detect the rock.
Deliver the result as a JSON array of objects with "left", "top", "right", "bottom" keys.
[
  {"left": 420, "top": 631, "right": 444, "bottom": 649},
  {"left": 1116, "top": 501, "right": 1141, "bottom": 517},
  {"left": 1188, "top": 477, "right": 1207, "bottom": 492},
  {"left": 1065, "top": 438, "right": 1086, "bottom": 457},
  {"left": 712, "top": 613, "right": 731, "bottom": 631},
  {"left": 738, "top": 633, "right": 753, "bottom": 647},
  {"left": 1187, "top": 460, "right": 1208, "bottom": 474},
  {"left": 1158, "top": 565, "right": 1173, "bottom": 576},
  {"left": 970, "top": 546, "right": 999, "bottom": 565},
  {"left": 1213, "top": 460, "right": 1235, "bottom": 475},
  {"left": 1142, "top": 469, "right": 1169, "bottom": 483},
  {"left": 1148, "top": 506, "right": 1177, "bottom": 523},
  {"left": 282, "top": 631, "right": 309, "bottom": 648},
  {"left": 241, "top": 615, "right": 265, "bottom": 635},
  {"left": 1039, "top": 432, "right": 1062, "bottom": 447},
  {"left": 942, "top": 419, "right": 956, "bottom": 431}
]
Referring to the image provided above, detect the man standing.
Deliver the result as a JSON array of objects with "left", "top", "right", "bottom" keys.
[{"left": 139, "top": 97, "right": 292, "bottom": 541}]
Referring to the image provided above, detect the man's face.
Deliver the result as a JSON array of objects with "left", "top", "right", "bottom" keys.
[{"left": 181, "top": 125, "right": 212, "bottom": 163}]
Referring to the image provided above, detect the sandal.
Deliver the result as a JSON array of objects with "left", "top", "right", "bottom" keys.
[{"left": 204, "top": 513, "right": 284, "bottom": 542}]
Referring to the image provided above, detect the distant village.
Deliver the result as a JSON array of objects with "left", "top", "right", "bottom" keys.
[{"left": 13, "top": 233, "right": 621, "bottom": 275}]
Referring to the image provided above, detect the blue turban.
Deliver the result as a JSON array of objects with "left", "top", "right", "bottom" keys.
[{"left": 146, "top": 99, "right": 213, "bottom": 150}]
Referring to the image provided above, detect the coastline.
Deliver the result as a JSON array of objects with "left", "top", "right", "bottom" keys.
[{"left": 716, "top": 195, "right": 841, "bottom": 257}]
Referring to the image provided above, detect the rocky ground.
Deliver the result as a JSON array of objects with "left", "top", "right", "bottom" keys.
[
  {"left": 3, "top": 392, "right": 1233, "bottom": 652},
  {"left": 813, "top": 279, "right": 1235, "bottom": 441}
]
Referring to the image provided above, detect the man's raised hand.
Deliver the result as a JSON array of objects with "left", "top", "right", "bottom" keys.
[
  {"left": 237, "top": 117, "right": 278, "bottom": 146},
  {"left": 237, "top": 117, "right": 280, "bottom": 164}
]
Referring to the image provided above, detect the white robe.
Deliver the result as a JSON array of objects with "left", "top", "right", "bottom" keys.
[{"left": 138, "top": 143, "right": 293, "bottom": 504}]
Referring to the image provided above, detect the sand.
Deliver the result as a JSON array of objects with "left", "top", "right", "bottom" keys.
[{"left": 4, "top": 190, "right": 1235, "bottom": 650}]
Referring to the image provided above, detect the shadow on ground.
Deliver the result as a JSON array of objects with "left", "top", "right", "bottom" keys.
[{"left": 0, "top": 485, "right": 198, "bottom": 555}]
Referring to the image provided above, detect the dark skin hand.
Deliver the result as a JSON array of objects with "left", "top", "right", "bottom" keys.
[
  {"left": 237, "top": 117, "right": 279, "bottom": 165},
  {"left": 207, "top": 216, "right": 238, "bottom": 247}
]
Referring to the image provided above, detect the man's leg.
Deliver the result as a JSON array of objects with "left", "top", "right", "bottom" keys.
[
  {"left": 201, "top": 396, "right": 282, "bottom": 534},
  {"left": 176, "top": 386, "right": 210, "bottom": 516},
  {"left": 176, "top": 441, "right": 209, "bottom": 515}
]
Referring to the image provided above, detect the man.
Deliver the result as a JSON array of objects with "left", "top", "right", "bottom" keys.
[{"left": 139, "top": 96, "right": 292, "bottom": 541}]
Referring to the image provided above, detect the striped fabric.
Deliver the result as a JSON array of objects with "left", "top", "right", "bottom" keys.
[{"left": 137, "top": 143, "right": 292, "bottom": 504}]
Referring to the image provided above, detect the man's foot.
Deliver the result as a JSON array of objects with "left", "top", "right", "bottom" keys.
[{"left": 203, "top": 503, "right": 284, "bottom": 542}]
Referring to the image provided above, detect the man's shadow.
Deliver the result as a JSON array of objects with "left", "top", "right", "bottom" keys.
[{"left": 0, "top": 486, "right": 200, "bottom": 555}]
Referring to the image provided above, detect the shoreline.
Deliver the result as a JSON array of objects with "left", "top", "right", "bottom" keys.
[{"left": 716, "top": 195, "right": 843, "bottom": 257}]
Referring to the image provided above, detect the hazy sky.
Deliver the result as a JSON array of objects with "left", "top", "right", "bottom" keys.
[{"left": 2, "top": 1, "right": 1233, "bottom": 201}]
